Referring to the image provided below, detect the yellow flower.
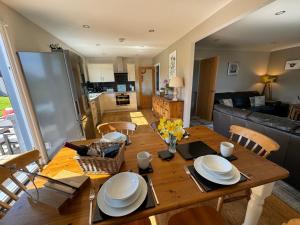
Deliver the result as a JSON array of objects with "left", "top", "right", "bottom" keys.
[
  {"left": 173, "top": 129, "right": 183, "bottom": 141},
  {"left": 161, "top": 131, "right": 169, "bottom": 139}
]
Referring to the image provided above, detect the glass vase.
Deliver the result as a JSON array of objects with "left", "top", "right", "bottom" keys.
[{"left": 168, "top": 134, "right": 177, "bottom": 154}]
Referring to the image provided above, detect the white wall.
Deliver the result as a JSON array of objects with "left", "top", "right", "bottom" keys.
[
  {"left": 194, "top": 48, "right": 269, "bottom": 93},
  {"left": 153, "top": 0, "right": 274, "bottom": 127},
  {"left": 268, "top": 46, "right": 300, "bottom": 104}
]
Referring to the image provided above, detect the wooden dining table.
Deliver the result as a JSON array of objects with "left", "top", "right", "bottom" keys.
[{"left": 1, "top": 126, "right": 288, "bottom": 225}]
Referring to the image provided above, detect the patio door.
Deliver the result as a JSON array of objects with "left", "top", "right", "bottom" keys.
[{"left": 0, "top": 22, "right": 47, "bottom": 162}]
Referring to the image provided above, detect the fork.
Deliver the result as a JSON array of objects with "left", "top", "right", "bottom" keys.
[
  {"left": 184, "top": 166, "right": 205, "bottom": 193},
  {"left": 89, "top": 187, "right": 96, "bottom": 225}
]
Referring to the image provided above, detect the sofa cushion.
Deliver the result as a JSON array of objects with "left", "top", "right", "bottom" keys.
[
  {"left": 214, "top": 104, "right": 251, "bottom": 119},
  {"left": 214, "top": 104, "right": 233, "bottom": 115},
  {"left": 220, "top": 98, "right": 233, "bottom": 107},
  {"left": 249, "top": 112, "right": 300, "bottom": 133},
  {"left": 232, "top": 107, "right": 252, "bottom": 119},
  {"left": 232, "top": 95, "right": 251, "bottom": 108},
  {"left": 214, "top": 91, "right": 259, "bottom": 105}
]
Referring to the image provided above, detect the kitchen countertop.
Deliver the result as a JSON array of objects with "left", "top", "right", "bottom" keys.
[{"left": 88, "top": 91, "right": 136, "bottom": 101}]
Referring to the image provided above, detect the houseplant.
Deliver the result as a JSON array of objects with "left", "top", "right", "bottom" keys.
[{"left": 158, "top": 118, "right": 184, "bottom": 153}]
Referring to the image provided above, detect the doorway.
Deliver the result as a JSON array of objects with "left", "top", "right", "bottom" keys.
[
  {"left": 193, "top": 56, "right": 219, "bottom": 122},
  {"left": 138, "top": 66, "right": 155, "bottom": 109}
]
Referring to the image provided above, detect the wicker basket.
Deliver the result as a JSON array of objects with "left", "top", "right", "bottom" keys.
[{"left": 75, "top": 142, "right": 125, "bottom": 174}]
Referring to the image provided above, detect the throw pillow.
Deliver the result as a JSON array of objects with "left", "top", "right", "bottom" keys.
[
  {"left": 220, "top": 98, "right": 233, "bottom": 107},
  {"left": 249, "top": 97, "right": 255, "bottom": 107},
  {"left": 254, "top": 96, "right": 265, "bottom": 107}
]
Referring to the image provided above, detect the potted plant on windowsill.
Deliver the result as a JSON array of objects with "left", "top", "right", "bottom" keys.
[{"left": 157, "top": 118, "right": 185, "bottom": 153}]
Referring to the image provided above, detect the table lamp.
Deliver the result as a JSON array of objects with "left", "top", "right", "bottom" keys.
[
  {"left": 260, "top": 75, "right": 278, "bottom": 100},
  {"left": 169, "top": 76, "right": 184, "bottom": 101}
]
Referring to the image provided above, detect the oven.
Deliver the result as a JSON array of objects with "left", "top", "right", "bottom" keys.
[{"left": 116, "top": 93, "right": 130, "bottom": 106}]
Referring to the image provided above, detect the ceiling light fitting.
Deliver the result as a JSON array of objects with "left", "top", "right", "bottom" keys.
[
  {"left": 96, "top": 43, "right": 101, "bottom": 46},
  {"left": 275, "top": 10, "right": 286, "bottom": 15},
  {"left": 148, "top": 29, "right": 155, "bottom": 33},
  {"left": 82, "top": 24, "right": 90, "bottom": 28}
]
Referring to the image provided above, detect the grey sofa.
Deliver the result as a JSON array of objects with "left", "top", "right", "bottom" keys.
[{"left": 213, "top": 104, "right": 300, "bottom": 190}]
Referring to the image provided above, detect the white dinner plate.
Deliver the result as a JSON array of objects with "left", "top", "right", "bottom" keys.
[
  {"left": 194, "top": 157, "right": 241, "bottom": 185},
  {"left": 104, "top": 180, "right": 142, "bottom": 208},
  {"left": 97, "top": 175, "right": 148, "bottom": 217}
]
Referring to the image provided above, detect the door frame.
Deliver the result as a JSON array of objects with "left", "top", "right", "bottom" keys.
[
  {"left": 0, "top": 21, "right": 48, "bottom": 163},
  {"left": 138, "top": 66, "right": 155, "bottom": 109}
]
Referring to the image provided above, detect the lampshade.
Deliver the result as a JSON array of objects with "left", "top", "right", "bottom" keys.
[
  {"left": 260, "top": 75, "right": 278, "bottom": 83},
  {"left": 169, "top": 76, "right": 184, "bottom": 88}
]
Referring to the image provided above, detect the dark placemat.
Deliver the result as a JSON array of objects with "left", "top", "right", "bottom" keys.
[
  {"left": 177, "top": 141, "right": 217, "bottom": 160},
  {"left": 217, "top": 153, "right": 238, "bottom": 161},
  {"left": 187, "top": 165, "right": 247, "bottom": 192},
  {"left": 138, "top": 163, "right": 153, "bottom": 174},
  {"left": 93, "top": 175, "right": 155, "bottom": 223}
]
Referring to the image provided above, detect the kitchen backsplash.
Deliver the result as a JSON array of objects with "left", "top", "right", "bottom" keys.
[{"left": 86, "top": 81, "right": 135, "bottom": 93}]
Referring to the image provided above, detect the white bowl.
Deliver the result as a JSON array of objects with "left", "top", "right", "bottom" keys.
[
  {"left": 105, "top": 172, "right": 139, "bottom": 200},
  {"left": 201, "top": 155, "right": 233, "bottom": 175},
  {"left": 104, "top": 180, "right": 142, "bottom": 208}
]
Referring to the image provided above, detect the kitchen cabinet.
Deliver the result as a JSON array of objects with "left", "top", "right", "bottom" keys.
[
  {"left": 127, "top": 64, "right": 136, "bottom": 81},
  {"left": 87, "top": 63, "right": 115, "bottom": 82}
]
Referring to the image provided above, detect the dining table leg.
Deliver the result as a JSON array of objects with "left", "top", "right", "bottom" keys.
[{"left": 242, "top": 182, "right": 274, "bottom": 225}]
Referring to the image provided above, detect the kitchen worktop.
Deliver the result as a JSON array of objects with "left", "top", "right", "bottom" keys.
[{"left": 88, "top": 91, "right": 136, "bottom": 101}]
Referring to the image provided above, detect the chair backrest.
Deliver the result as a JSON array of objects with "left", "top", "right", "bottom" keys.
[
  {"left": 229, "top": 125, "right": 280, "bottom": 158},
  {"left": 97, "top": 122, "right": 137, "bottom": 136},
  {"left": 0, "top": 150, "right": 41, "bottom": 216},
  {"left": 282, "top": 219, "right": 300, "bottom": 225}
]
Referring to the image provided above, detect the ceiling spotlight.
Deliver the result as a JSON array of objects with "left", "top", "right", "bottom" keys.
[
  {"left": 82, "top": 24, "right": 90, "bottom": 28},
  {"left": 275, "top": 10, "right": 286, "bottom": 15},
  {"left": 148, "top": 29, "right": 155, "bottom": 33},
  {"left": 96, "top": 43, "right": 101, "bottom": 46},
  {"left": 118, "top": 37, "right": 126, "bottom": 42}
]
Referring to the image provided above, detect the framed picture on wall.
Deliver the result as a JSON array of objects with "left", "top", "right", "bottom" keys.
[
  {"left": 227, "top": 62, "right": 239, "bottom": 76},
  {"left": 169, "top": 50, "right": 176, "bottom": 79},
  {"left": 285, "top": 60, "right": 300, "bottom": 70}
]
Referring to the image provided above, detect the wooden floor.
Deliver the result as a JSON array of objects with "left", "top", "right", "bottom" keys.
[{"left": 100, "top": 109, "right": 300, "bottom": 225}]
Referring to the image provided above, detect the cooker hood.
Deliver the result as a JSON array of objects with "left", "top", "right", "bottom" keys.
[{"left": 116, "top": 57, "right": 127, "bottom": 73}]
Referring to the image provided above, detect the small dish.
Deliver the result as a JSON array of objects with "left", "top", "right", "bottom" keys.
[
  {"left": 105, "top": 172, "right": 139, "bottom": 200},
  {"left": 201, "top": 155, "right": 232, "bottom": 175}
]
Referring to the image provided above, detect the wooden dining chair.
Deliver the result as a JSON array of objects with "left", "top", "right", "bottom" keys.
[
  {"left": 97, "top": 122, "right": 137, "bottom": 136},
  {"left": 283, "top": 218, "right": 300, "bottom": 225},
  {"left": 167, "top": 206, "right": 228, "bottom": 225},
  {"left": 0, "top": 150, "right": 41, "bottom": 217},
  {"left": 217, "top": 125, "right": 280, "bottom": 211}
]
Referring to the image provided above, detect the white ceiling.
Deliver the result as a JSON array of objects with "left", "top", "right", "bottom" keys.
[
  {"left": 2, "top": 0, "right": 231, "bottom": 57},
  {"left": 196, "top": 0, "right": 300, "bottom": 52}
]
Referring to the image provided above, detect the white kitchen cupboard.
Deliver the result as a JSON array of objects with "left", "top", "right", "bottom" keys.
[
  {"left": 127, "top": 64, "right": 136, "bottom": 81},
  {"left": 87, "top": 64, "right": 115, "bottom": 82}
]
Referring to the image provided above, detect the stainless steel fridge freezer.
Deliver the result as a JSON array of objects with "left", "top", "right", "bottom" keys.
[{"left": 17, "top": 51, "right": 84, "bottom": 158}]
